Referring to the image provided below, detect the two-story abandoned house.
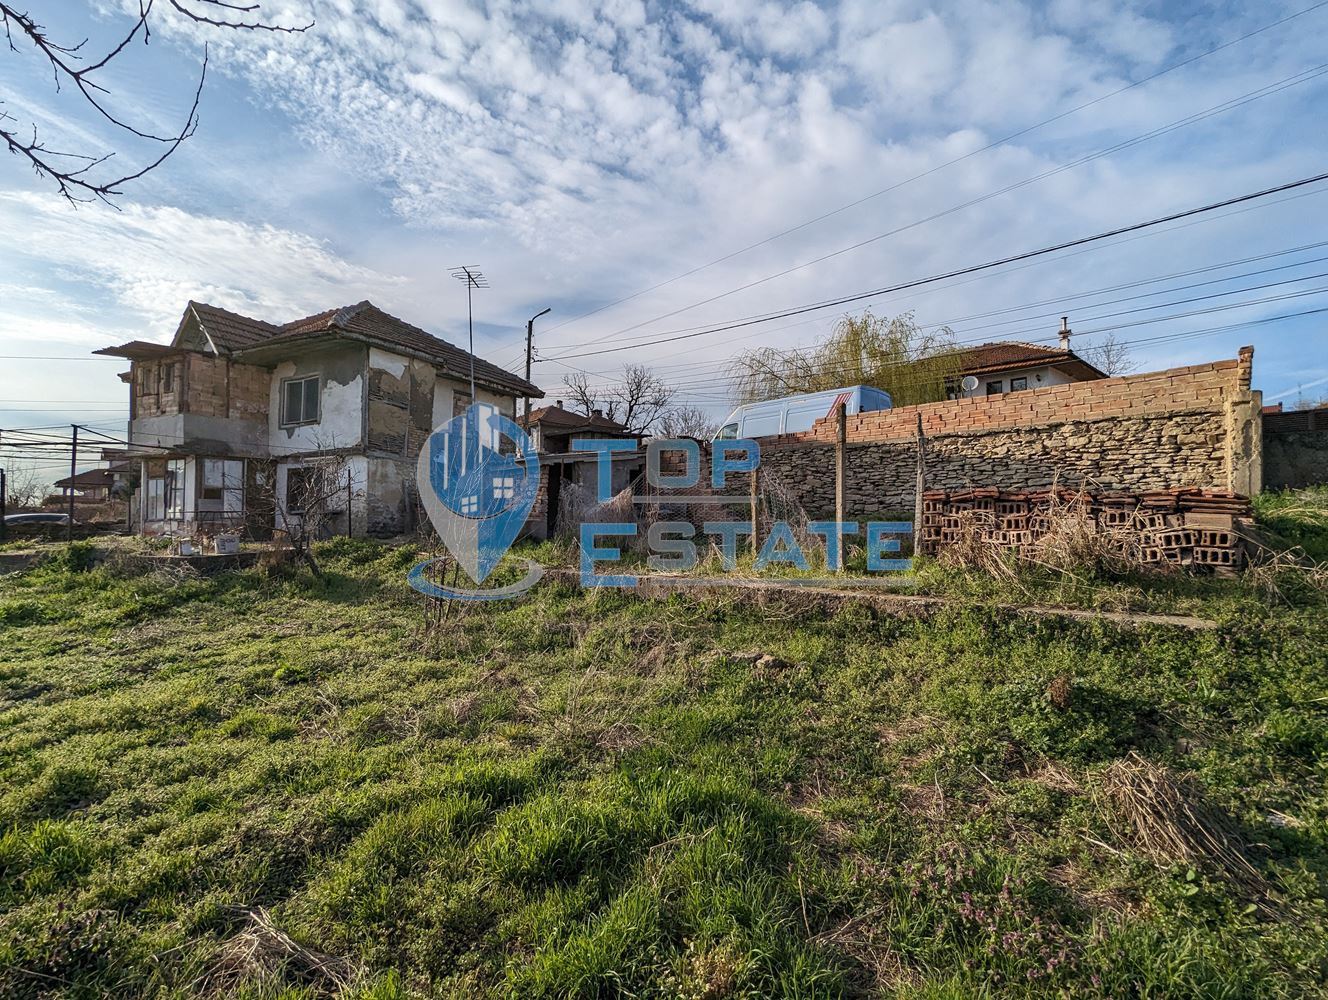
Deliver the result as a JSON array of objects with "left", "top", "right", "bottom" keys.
[{"left": 95, "top": 300, "right": 542, "bottom": 537}]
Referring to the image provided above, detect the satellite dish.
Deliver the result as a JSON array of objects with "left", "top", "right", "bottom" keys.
[{"left": 961, "top": 375, "right": 979, "bottom": 392}]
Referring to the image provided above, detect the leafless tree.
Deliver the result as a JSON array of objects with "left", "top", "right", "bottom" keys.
[
  {"left": 562, "top": 363, "right": 677, "bottom": 434},
  {"left": 268, "top": 454, "right": 360, "bottom": 578},
  {"left": 657, "top": 405, "right": 718, "bottom": 440},
  {"left": 1, "top": 2, "right": 310, "bottom": 203},
  {"left": 1, "top": 461, "right": 46, "bottom": 507},
  {"left": 1081, "top": 333, "right": 1138, "bottom": 377}
]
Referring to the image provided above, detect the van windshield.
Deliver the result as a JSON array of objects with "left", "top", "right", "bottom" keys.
[{"left": 716, "top": 423, "right": 738, "bottom": 440}]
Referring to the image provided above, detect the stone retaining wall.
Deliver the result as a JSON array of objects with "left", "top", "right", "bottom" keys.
[{"left": 664, "top": 350, "right": 1262, "bottom": 518}]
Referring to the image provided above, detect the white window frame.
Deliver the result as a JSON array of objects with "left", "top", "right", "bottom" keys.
[{"left": 281, "top": 374, "right": 321, "bottom": 427}]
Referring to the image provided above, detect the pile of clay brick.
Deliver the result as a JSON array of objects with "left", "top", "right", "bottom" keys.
[{"left": 919, "top": 487, "right": 1250, "bottom": 573}]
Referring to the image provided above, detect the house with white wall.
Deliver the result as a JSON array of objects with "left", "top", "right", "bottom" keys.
[
  {"left": 94, "top": 300, "right": 541, "bottom": 538},
  {"left": 946, "top": 328, "right": 1106, "bottom": 398}
]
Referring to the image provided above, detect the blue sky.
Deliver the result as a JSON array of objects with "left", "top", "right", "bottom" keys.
[{"left": 2, "top": 0, "right": 1326, "bottom": 478}]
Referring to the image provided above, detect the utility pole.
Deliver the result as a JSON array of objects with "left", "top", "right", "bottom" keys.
[
  {"left": 525, "top": 307, "right": 551, "bottom": 424},
  {"left": 1, "top": 467, "right": 7, "bottom": 543},
  {"left": 67, "top": 424, "right": 78, "bottom": 541}
]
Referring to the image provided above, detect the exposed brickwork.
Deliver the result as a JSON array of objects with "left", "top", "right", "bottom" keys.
[
  {"left": 653, "top": 354, "right": 1260, "bottom": 518},
  {"left": 181, "top": 354, "right": 269, "bottom": 421},
  {"left": 777, "top": 358, "right": 1243, "bottom": 447}
]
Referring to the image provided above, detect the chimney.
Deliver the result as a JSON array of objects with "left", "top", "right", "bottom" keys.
[
  {"left": 554, "top": 399, "right": 564, "bottom": 409},
  {"left": 591, "top": 407, "right": 604, "bottom": 418},
  {"left": 1058, "top": 316, "right": 1071, "bottom": 352}
]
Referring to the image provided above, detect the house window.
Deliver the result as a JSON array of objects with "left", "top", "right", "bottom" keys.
[
  {"left": 146, "top": 477, "right": 165, "bottom": 521},
  {"left": 453, "top": 389, "right": 472, "bottom": 418},
  {"left": 286, "top": 468, "right": 311, "bottom": 515},
  {"left": 460, "top": 494, "right": 479, "bottom": 515},
  {"left": 492, "top": 475, "right": 515, "bottom": 501},
  {"left": 1009, "top": 376, "right": 1028, "bottom": 392},
  {"left": 281, "top": 375, "right": 320, "bottom": 426},
  {"left": 986, "top": 380, "right": 1003, "bottom": 395},
  {"left": 139, "top": 365, "right": 156, "bottom": 394},
  {"left": 162, "top": 363, "right": 176, "bottom": 393},
  {"left": 201, "top": 458, "right": 244, "bottom": 513},
  {"left": 165, "top": 459, "right": 185, "bottom": 520}
]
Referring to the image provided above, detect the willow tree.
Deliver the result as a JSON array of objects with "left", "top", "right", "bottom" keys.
[{"left": 728, "top": 311, "right": 961, "bottom": 406}]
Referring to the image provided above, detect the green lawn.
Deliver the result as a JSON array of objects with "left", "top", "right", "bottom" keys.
[{"left": 0, "top": 504, "right": 1326, "bottom": 998}]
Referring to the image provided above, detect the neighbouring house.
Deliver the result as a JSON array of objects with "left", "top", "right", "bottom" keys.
[
  {"left": 518, "top": 400, "right": 640, "bottom": 453},
  {"left": 517, "top": 401, "right": 644, "bottom": 541},
  {"left": 946, "top": 326, "right": 1106, "bottom": 398},
  {"left": 51, "top": 468, "right": 117, "bottom": 501},
  {"left": 95, "top": 300, "right": 542, "bottom": 538}
]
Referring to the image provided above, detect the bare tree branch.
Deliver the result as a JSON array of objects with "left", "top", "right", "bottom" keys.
[
  {"left": 657, "top": 405, "right": 718, "bottom": 440},
  {"left": 562, "top": 364, "right": 677, "bottom": 434},
  {"left": 0, "top": 1, "right": 310, "bottom": 203},
  {"left": 1080, "top": 332, "right": 1138, "bottom": 377}
]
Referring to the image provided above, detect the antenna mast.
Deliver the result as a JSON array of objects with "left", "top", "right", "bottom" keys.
[{"left": 449, "top": 265, "right": 488, "bottom": 403}]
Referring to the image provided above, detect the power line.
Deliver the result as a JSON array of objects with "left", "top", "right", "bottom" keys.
[
  {"left": 570, "top": 182, "right": 1328, "bottom": 382},
  {"left": 543, "top": 170, "right": 1328, "bottom": 363},
  {"left": 578, "top": 288, "right": 1328, "bottom": 399},
  {"left": 511, "top": 0, "right": 1328, "bottom": 347},
  {"left": 550, "top": 61, "right": 1328, "bottom": 352},
  {"left": 562, "top": 242, "right": 1328, "bottom": 386},
  {"left": 638, "top": 305, "right": 1328, "bottom": 407}
]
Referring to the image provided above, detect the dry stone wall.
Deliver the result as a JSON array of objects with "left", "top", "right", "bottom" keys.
[{"left": 678, "top": 351, "right": 1262, "bottom": 518}]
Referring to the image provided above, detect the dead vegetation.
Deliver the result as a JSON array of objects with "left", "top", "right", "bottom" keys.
[
  {"left": 937, "top": 492, "right": 1147, "bottom": 582},
  {"left": 201, "top": 906, "right": 355, "bottom": 996},
  {"left": 1092, "top": 752, "right": 1268, "bottom": 897}
]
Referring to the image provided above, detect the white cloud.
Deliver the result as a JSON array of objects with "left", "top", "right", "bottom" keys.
[
  {"left": 4, "top": 0, "right": 1326, "bottom": 425},
  {"left": 0, "top": 192, "right": 405, "bottom": 339}
]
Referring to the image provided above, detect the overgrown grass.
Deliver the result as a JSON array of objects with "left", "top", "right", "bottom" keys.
[
  {"left": 1253, "top": 486, "right": 1328, "bottom": 562},
  {"left": 1, "top": 508, "right": 1326, "bottom": 997}
]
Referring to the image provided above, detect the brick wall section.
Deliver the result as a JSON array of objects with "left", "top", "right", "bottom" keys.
[
  {"left": 653, "top": 353, "right": 1261, "bottom": 519},
  {"left": 783, "top": 358, "right": 1243, "bottom": 447},
  {"left": 181, "top": 354, "right": 269, "bottom": 421}
]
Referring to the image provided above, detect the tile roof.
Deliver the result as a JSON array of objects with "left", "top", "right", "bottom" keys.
[
  {"left": 520, "top": 405, "right": 630, "bottom": 433},
  {"left": 54, "top": 468, "right": 117, "bottom": 489},
  {"left": 180, "top": 300, "right": 539, "bottom": 398},
  {"left": 188, "top": 301, "right": 280, "bottom": 350},
  {"left": 950, "top": 341, "right": 1105, "bottom": 379}
]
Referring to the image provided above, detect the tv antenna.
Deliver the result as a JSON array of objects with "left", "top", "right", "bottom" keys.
[{"left": 450, "top": 265, "right": 488, "bottom": 402}]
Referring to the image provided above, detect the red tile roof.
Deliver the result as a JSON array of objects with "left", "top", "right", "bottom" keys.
[
  {"left": 188, "top": 301, "right": 280, "bottom": 349},
  {"left": 171, "top": 300, "right": 540, "bottom": 398},
  {"left": 520, "top": 404, "right": 629, "bottom": 433},
  {"left": 950, "top": 342, "right": 1105, "bottom": 380}
]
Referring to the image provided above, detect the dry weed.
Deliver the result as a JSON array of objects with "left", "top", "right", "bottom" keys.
[
  {"left": 1093, "top": 752, "right": 1268, "bottom": 897},
  {"left": 202, "top": 905, "right": 355, "bottom": 995}
]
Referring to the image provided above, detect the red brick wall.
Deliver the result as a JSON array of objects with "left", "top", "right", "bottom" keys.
[{"left": 785, "top": 358, "right": 1244, "bottom": 446}]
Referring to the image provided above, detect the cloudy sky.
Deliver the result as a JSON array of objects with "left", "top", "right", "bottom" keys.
[{"left": 2, "top": 0, "right": 1327, "bottom": 475}]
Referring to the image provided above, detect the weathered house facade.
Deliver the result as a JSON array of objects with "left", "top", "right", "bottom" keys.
[{"left": 96, "top": 300, "right": 541, "bottom": 538}]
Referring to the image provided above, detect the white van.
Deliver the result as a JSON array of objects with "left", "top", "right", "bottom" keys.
[{"left": 714, "top": 385, "right": 893, "bottom": 440}]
